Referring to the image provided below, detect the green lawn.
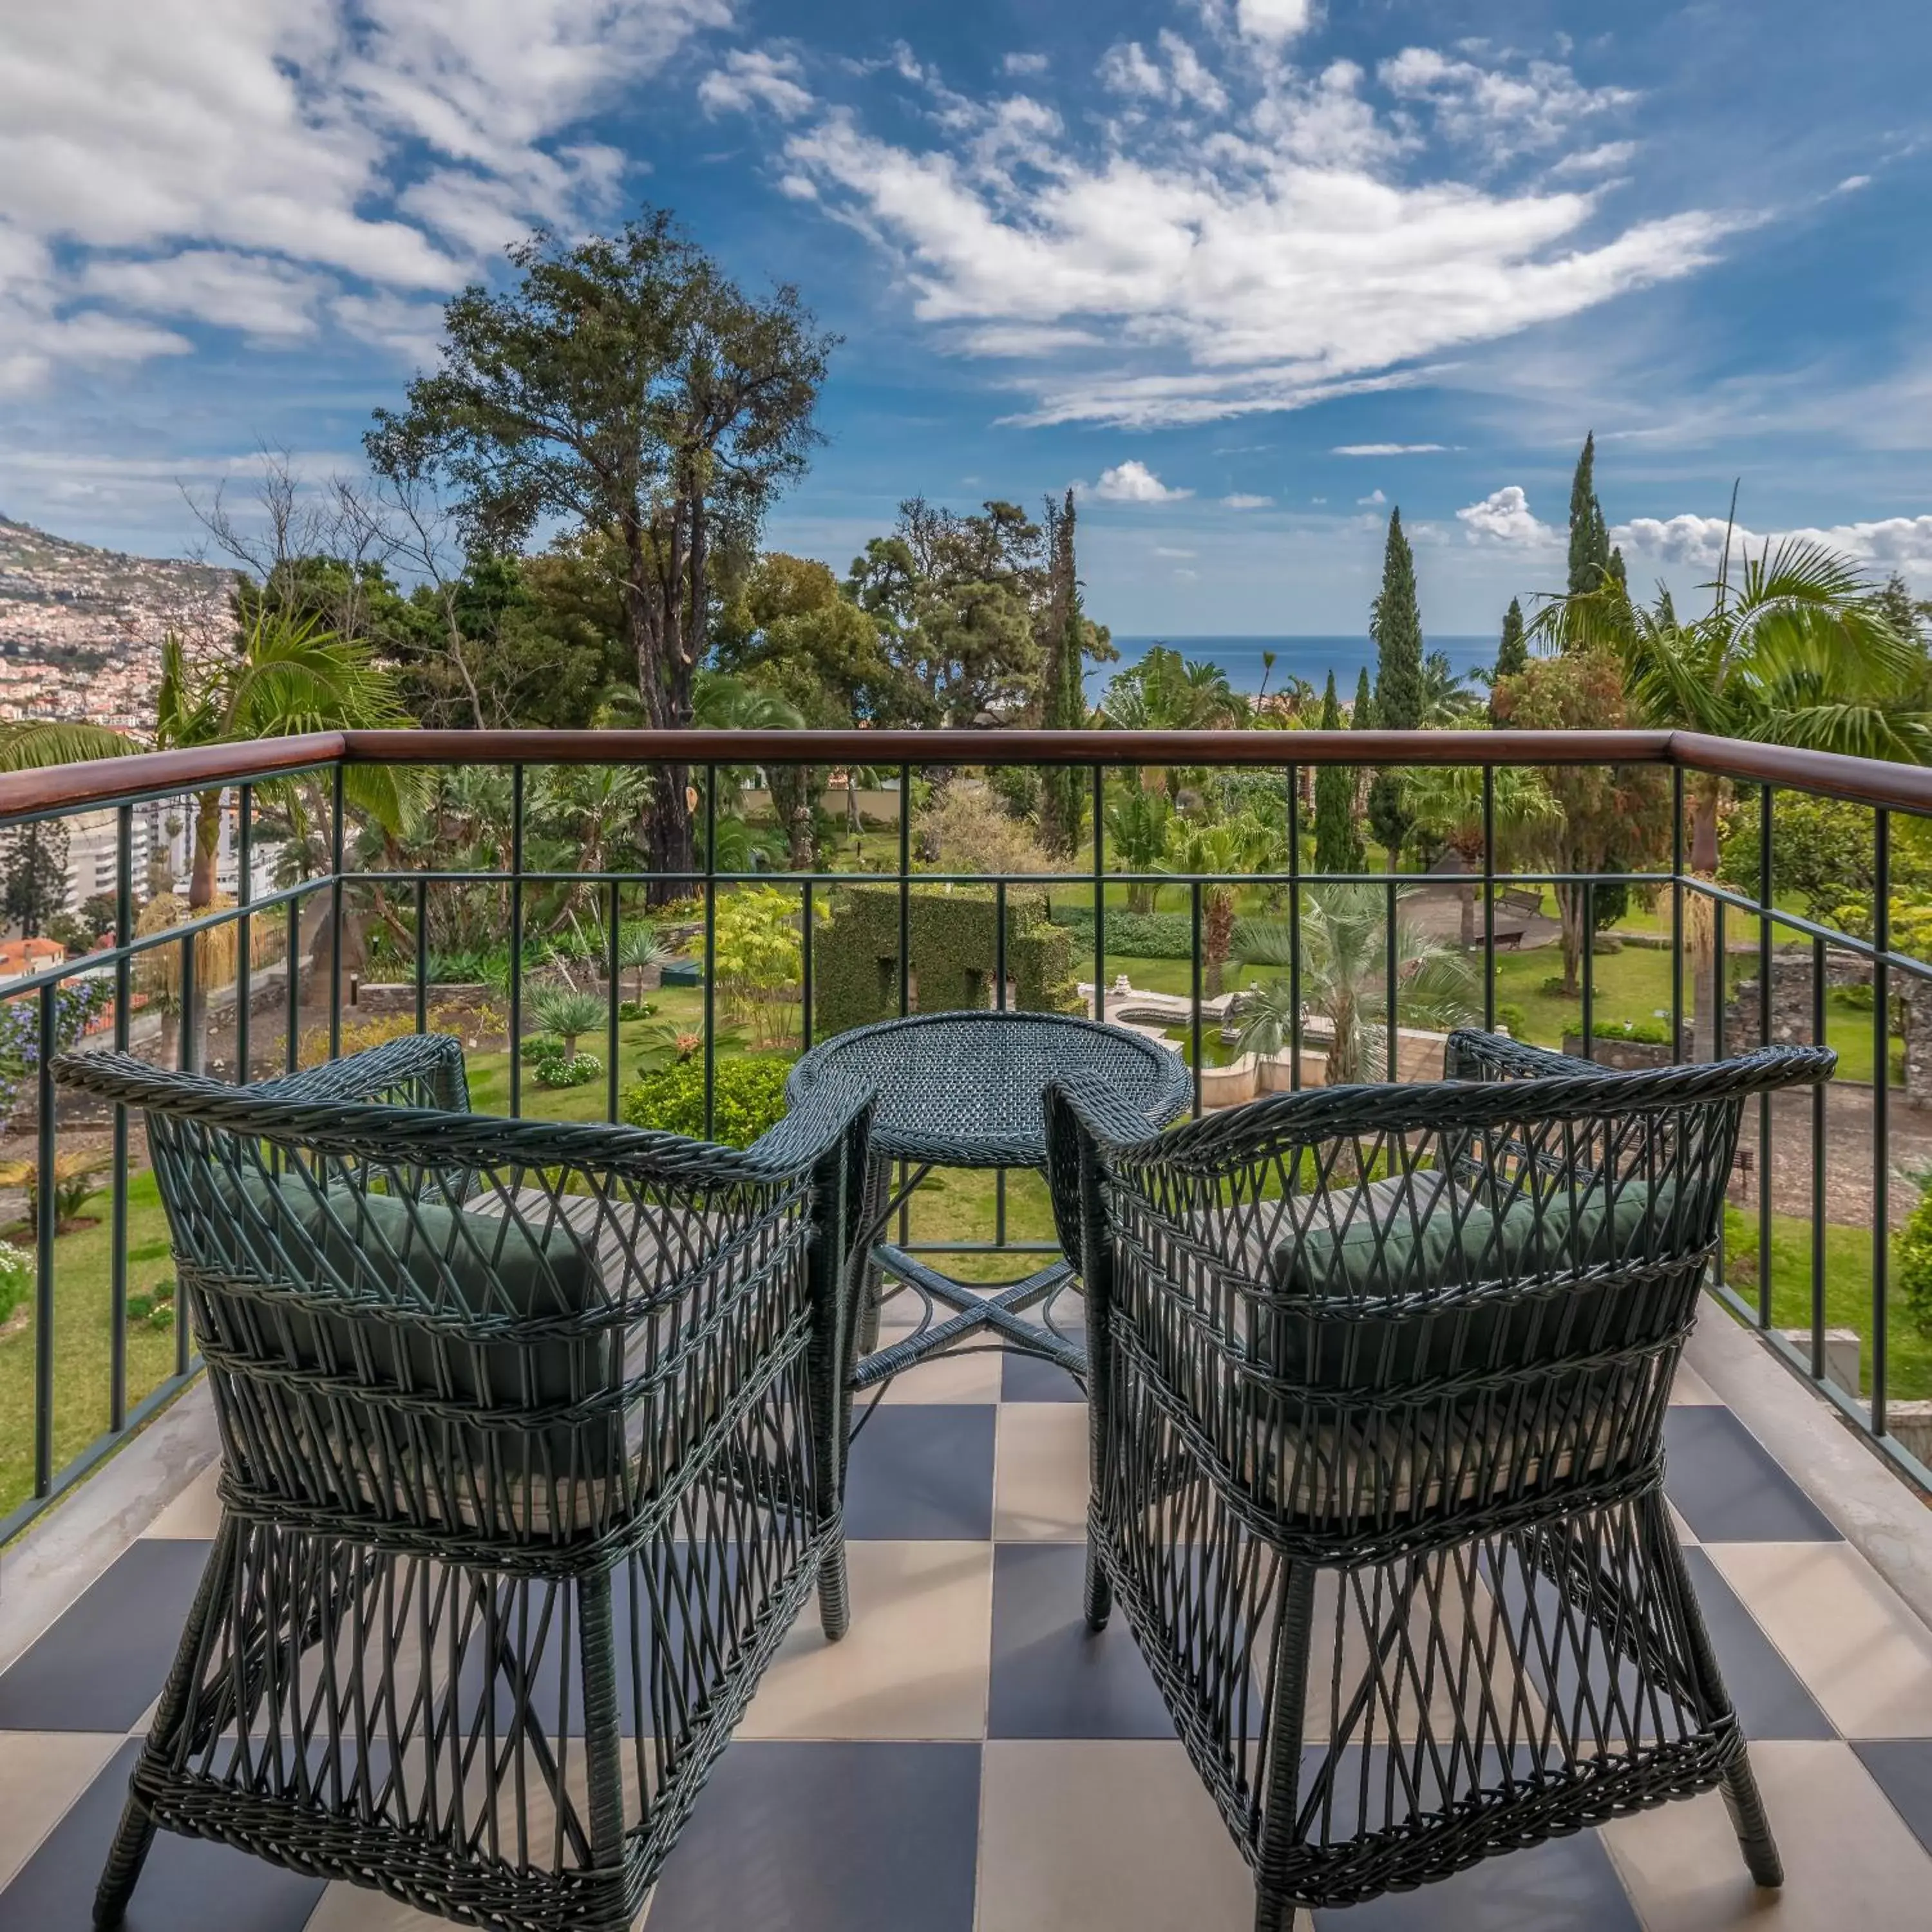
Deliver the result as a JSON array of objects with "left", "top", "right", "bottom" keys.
[
  {"left": 0, "top": 1170, "right": 180, "bottom": 1524},
  {"left": 1719, "top": 1205, "right": 1932, "bottom": 1401}
]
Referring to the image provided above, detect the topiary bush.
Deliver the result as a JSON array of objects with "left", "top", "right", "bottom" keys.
[
  {"left": 1898, "top": 1172, "right": 1932, "bottom": 1341},
  {"left": 622, "top": 1054, "right": 794, "bottom": 1148},
  {"left": 1050, "top": 906, "right": 1195, "bottom": 960}
]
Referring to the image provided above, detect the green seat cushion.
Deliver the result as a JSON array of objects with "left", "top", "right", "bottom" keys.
[
  {"left": 1258, "top": 1177, "right": 1687, "bottom": 1386},
  {"left": 211, "top": 1168, "right": 616, "bottom": 1425}
]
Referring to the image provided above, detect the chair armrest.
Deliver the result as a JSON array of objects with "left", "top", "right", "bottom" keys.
[
  {"left": 1041, "top": 1073, "right": 1163, "bottom": 1267},
  {"left": 1444, "top": 1027, "right": 1602, "bottom": 1084},
  {"left": 252, "top": 1032, "right": 473, "bottom": 1113}
]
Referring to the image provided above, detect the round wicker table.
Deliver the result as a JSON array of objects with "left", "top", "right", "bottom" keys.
[{"left": 785, "top": 1010, "right": 1191, "bottom": 1388}]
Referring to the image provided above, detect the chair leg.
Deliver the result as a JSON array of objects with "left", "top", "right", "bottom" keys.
[
  {"left": 1250, "top": 1564, "right": 1317, "bottom": 1932},
  {"left": 1648, "top": 1493, "right": 1784, "bottom": 1889},
  {"left": 576, "top": 1569, "right": 630, "bottom": 1915},
  {"left": 817, "top": 1538, "right": 851, "bottom": 1642},
  {"left": 1084, "top": 1542, "right": 1112, "bottom": 1631},
  {"left": 94, "top": 1514, "right": 236, "bottom": 1928}
]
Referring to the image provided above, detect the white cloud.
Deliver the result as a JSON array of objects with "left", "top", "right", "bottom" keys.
[
  {"left": 1332, "top": 442, "right": 1448, "bottom": 455},
  {"left": 1379, "top": 46, "right": 1636, "bottom": 158},
  {"left": 1551, "top": 141, "right": 1637, "bottom": 177},
  {"left": 1222, "top": 492, "right": 1272, "bottom": 508},
  {"left": 0, "top": 1, "right": 734, "bottom": 384},
  {"left": 1455, "top": 484, "right": 1556, "bottom": 544},
  {"left": 1835, "top": 174, "right": 1873, "bottom": 194},
  {"left": 782, "top": 24, "right": 1733, "bottom": 428},
  {"left": 699, "top": 48, "right": 813, "bottom": 120},
  {"left": 1003, "top": 52, "right": 1049, "bottom": 77},
  {"left": 1235, "top": 0, "right": 1315, "bottom": 45},
  {"left": 1153, "top": 544, "right": 1197, "bottom": 557},
  {"left": 1358, "top": 488, "right": 1386, "bottom": 506},
  {"left": 1617, "top": 513, "right": 1932, "bottom": 573},
  {"left": 1087, "top": 459, "right": 1193, "bottom": 502}
]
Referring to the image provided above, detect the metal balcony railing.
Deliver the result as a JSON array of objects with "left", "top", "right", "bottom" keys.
[{"left": 1, "top": 723, "right": 1929, "bottom": 1540}]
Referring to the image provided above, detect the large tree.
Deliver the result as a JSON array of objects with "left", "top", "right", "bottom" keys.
[
  {"left": 1366, "top": 509, "right": 1423, "bottom": 862},
  {"left": 366, "top": 211, "right": 835, "bottom": 891},
  {"left": 2, "top": 820, "right": 69, "bottom": 939},
  {"left": 1566, "top": 431, "right": 1626, "bottom": 597},
  {"left": 1494, "top": 596, "right": 1527, "bottom": 692},
  {"left": 1490, "top": 649, "right": 1671, "bottom": 996},
  {"left": 1312, "top": 672, "right": 1361, "bottom": 875},
  {"left": 1037, "top": 488, "right": 1092, "bottom": 855}
]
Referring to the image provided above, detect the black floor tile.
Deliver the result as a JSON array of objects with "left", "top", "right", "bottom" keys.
[
  {"left": 987, "top": 1542, "right": 1176, "bottom": 1739},
  {"left": 843, "top": 1403, "right": 995, "bottom": 1540},
  {"left": 1001, "top": 1347, "right": 1086, "bottom": 1403},
  {"left": 1312, "top": 1826, "right": 1639, "bottom": 1929},
  {"left": 0, "top": 1740, "right": 325, "bottom": 1932},
  {"left": 0, "top": 1537, "right": 212, "bottom": 1733},
  {"left": 1854, "top": 1738, "right": 1932, "bottom": 1857},
  {"left": 646, "top": 1741, "right": 980, "bottom": 1932},
  {"left": 1680, "top": 1547, "right": 1834, "bottom": 1741},
  {"left": 1663, "top": 1405, "right": 1839, "bottom": 1544}
]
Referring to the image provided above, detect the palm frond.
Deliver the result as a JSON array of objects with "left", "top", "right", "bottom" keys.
[{"left": 0, "top": 721, "right": 137, "bottom": 770}]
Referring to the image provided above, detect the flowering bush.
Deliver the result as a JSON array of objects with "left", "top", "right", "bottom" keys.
[
  {"left": 0, "top": 1241, "right": 30, "bottom": 1327},
  {"left": 0, "top": 976, "right": 113, "bottom": 1121},
  {"left": 533, "top": 1050, "right": 601, "bottom": 1089}
]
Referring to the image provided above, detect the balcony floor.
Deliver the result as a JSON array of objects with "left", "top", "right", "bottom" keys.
[{"left": 3, "top": 1317, "right": 1932, "bottom": 1931}]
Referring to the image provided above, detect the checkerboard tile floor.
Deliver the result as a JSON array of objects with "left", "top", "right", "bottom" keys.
[{"left": 5, "top": 1349, "right": 1932, "bottom": 1930}]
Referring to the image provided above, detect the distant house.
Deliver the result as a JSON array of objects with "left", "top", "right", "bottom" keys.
[{"left": 0, "top": 936, "right": 68, "bottom": 987}]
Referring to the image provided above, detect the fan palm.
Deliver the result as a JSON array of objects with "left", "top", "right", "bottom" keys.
[
  {"left": 1533, "top": 528, "right": 1931, "bottom": 1052},
  {"left": 1232, "top": 885, "right": 1477, "bottom": 1087},
  {"left": 618, "top": 922, "right": 676, "bottom": 1005},
  {"left": 528, "top": 985, "right": 605, "bottom": 1059}
]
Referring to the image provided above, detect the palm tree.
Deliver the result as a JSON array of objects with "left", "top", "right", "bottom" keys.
[
  {"left": 1232, "top": 886, "right": 1477, "bottom": 1086},
  {"left": 1534, "top": 527, "right": 1931, "bottom": 1053},
  {"left": 1417, "top": 650, "right": 1479, "bottom": 726},
  {"left": 1105, "top": 787, "right": 1175, "bottom": 914},
  {"left": 1101, "top": 646, "right": 1249, "bottom": 800},
  {"left": 1162, "top": 815, "right": 1272, "bottom": 996},
  {"left": 618, "top": 921, "right": 675, "bottom": 1006},
  {"left": 1402, "top": 766, "right": 1558, "bottom": 948}
]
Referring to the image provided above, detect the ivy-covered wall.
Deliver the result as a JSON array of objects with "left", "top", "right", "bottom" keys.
[{"left": 814, "top": 884, "right": 1083, "bottom": 1037}]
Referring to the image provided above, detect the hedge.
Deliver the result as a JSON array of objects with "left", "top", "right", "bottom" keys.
[
  {"left": 1048, "top": 906, "right": 1195, "bottom": 960},
  {"left": 622, "top": 1054, "right": 793, "bottom": 1148},
  {"left": 814, "top": 885, "right": 1080, "bottom": 1037}
]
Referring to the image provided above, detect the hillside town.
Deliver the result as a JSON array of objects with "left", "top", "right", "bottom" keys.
[{"left": 0, "top": 515, "right": 232, "bottom": 730}]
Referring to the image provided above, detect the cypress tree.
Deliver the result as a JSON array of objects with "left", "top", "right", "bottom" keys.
[
  {"left": 1366, "top": 508, "right": 1422, "bottom": 862},
  {"left": 1313, "top": 671, "right": 1361, "bottom": 874},
  {"left": 1352, "top": 667, "right": 1374, "bottom": 730},
  {"left": 1567, "top": 431, "right": 1624, "bottom": 597},
  {"left": 1495, "top": 597, "right": 1526, "bottom": 681},
  {"left": 1038, "top": 487, "right": 1085, "bottom": 854}
]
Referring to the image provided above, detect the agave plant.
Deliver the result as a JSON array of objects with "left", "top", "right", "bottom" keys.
[
  {"left": 1232, "top": 884, "right": 1477, "bottom": 1086},
  {"left": 0, "top": 1150, "right": 111, "bottom": 1233},
  {"left": 528, "top": 986, "right": 607, "bottom": 1059},
  {"left": 617, "top": 922, "right": 676, "bottom": 1005}
]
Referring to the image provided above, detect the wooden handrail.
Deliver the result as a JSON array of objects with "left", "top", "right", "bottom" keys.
[{"left": 2, "top": 722, "right": 1931, "bottom": 817}]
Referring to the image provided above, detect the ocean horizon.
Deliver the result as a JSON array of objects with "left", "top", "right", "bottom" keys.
[{"left": 1095, "top": 634, "right": 1496, "bottom": 699}]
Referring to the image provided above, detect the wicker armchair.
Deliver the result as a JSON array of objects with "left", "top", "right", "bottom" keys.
[
  {"left": 1043, "top": 1028, "right": 1835, "bottom": 1931},
  {"left": 53, "top": 1034, "right": 873, "bottom": 1932}
]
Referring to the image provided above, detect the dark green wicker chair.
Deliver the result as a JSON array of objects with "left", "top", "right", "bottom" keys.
[
  {"left": 53, "top": 1034, "right": 873, "bottom": 1932},
  {"left": 1043, "top": 1028, "right": 1835, "bottom": 1932}
]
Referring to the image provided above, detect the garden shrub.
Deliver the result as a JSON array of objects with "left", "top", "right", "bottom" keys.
[
  {"left": 1591, "top": 1018, "right": 1672, "bottom": 1045},
  {"left": 623, "top": 1054, "right": 794, "bottom": 1148},
  {"left": 1050, "top": 906, "right": 1195, "bottom": 960},
  {"left": 1897, "top": 1175, "right": 1932, "bottom": 1341},
  {"left": 533, "top": 1051, "right": 601, "bottom": 1090},
  {"left": 0, "top": 1241, "right": 30, "bottom": 1327},
  {"left": 1494, "top": 1003, "right": 1530, "bottom": 1041}
]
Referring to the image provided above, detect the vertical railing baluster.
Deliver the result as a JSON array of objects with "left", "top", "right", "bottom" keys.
[
  {"left": 1092, "top": 765, "right": 1106, "bottom": 1023},
  {"left": 1385, "top": 875, "right": 1399, "bottom": 1082},
  {"left": 173, "top": 933, "right": 193, "bottom": 1376},
  {"left": 897, "top": 762, "right": 911, "bottom": 1019},
  {"left": 414, "top": 878, "right": 428, "bottom": 1036},
  {"left": 1758, "top": 786, "right": 1774, "bottom": 1329},
  {"left": 109, "top": 805, "right": 131, "bottom": 1433},
  {"left": 1191, "top": 880, "right": 1204, "bottom": 1120},
  {"left": 1811, "top": 933, "right": 1828, "bottom": 1381},
  {"left": 704, "top": 763, "right": 719, "bottom": 1141},
  {"left": 236, "top": 781, "right": 252, "bottom": 1083},
  {"left": 1287, "top": 761, "right": 1302, "bottom": 1091},
  {"left": 1671, "top": 766, "right": 1685, "bottom": 1064},
  {"left": 33, "top": 983, "right": 56, "bottom": 1497},
  {"left": 285, "top": 891, "right": 299, "bottom": 1075},
  {"left": 509, "top": 763, "right": 525, "bottom": 1119},
  {"left": 1714, "top": 895, "right": 1727, "bottom": 1290},
  {"left": 328, "top": 762, "right": 345, "bottom": 1063},
  {"left": 1581, "top": 879, "right": 1596, "bottom": 1062},
  {"left": 607, "top": 876, "right": 621, "bottom": 1124},
  {"left": 1481, "top": 766, "right": 1496, "bottom": 1034},
  {"left": 994, "top": 873, "right": 1007, "bottom": 1244},
  {"left": 1873, "top": 807, "right": 1891, "bottom": 1435}
]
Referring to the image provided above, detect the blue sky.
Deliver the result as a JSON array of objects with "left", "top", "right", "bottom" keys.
[{"left": 1, "top": 0, "right": 1929, "bottom": 636}]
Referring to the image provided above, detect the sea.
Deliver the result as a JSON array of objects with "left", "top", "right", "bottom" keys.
[{"left": 1095, "top": 635, "right": 1497, "bottom": 700}]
